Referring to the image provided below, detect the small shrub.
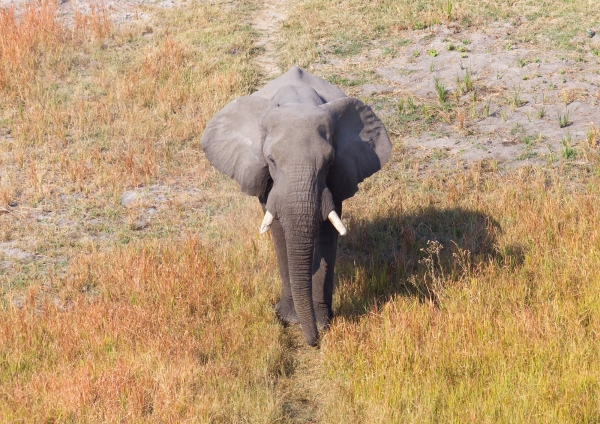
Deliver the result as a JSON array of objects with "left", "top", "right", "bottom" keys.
[
  {"left": 557, "top": 107, "right": 571, "bottom": 128},
  {"left": 434, "top": 77, "right": 447, "bottom": 105}
]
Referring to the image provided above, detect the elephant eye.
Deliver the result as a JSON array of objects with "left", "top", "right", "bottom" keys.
[{"left": 267, "top": 155, "right": 276, "bottom": 167}]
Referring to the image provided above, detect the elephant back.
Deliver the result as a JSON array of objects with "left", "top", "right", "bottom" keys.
[{"left": 253, "top": 66, "right": 346, "bottom": 103}]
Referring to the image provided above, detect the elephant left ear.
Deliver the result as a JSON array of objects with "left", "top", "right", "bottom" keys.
[
  {"left": 321, "top": 97, "right": 391, "bottom": 201},
  {"left": 201, "top": 96, "right": 275, "bottom": 197}
]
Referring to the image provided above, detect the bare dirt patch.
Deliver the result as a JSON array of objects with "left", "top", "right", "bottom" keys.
[
  {"left": 252, "top": 0, "right": 290, "bottom": 80},
  {"left": 309, "top": 22, "right": 600, "bottom": 171}
]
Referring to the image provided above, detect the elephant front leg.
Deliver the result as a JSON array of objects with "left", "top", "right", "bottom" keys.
[
  {"left": 312, "top": 204, "right": 341, "bottom": 329},
  {"left": 270, "top": 217, "right": 299, "bottom": 325}
]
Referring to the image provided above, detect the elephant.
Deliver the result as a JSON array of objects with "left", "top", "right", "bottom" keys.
[{"left": 201, "top": 67, "right": 391, "bottom": 346}]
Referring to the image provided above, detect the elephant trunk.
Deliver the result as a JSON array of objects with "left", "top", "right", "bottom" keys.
[
  {"left": 279, "top": 179, "right": 320, "bottom": 346},
  {"left": 286, "top": 224, "right": 319, "bottom": 345}
]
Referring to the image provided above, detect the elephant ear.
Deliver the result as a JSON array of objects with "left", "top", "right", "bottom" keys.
[
  {"left": 201, "top": 96, "right": 275, "bottom": 197},
  {"left": 321, "top": 97, "right": 391, "bottom": 201},
  {"left": 252, "top": 66, "right": 347, "bottom": 103}
]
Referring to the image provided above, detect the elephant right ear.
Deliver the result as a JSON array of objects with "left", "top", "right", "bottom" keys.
[
  {"left": 321, "top": 97, "right": 391, "bottom": 202},
  {"left": 201, "top": 96, "right": 275, "bottom": 197}
]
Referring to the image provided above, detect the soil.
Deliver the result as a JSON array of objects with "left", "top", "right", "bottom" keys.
[
  {"left": 253, "top": 0, "right": 290, "bottom": 81},
  {"left": 309, "top": 26, "right": 600, "bottom": 171},
  {"left": 373, "top": 23, "right": 599, "bottom": 168}
]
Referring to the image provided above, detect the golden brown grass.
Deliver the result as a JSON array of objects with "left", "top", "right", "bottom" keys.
[
  {"left": 319, "top": 165, "right": 600, "bottom": 422},
  {"left": 0, "top": 227, "right": 288, "bottom": 421},
  {"left": 0, "top": 0, "right": 111, "bottom": 94},
  {"left": 0, "top": 0, "right": 62, "bottom": 89}
]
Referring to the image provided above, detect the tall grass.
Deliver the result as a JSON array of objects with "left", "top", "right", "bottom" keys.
[
  {"left": 0, "top": 0, "right": 63, "bottom": 90},
  {"left": 0, "top": 224, "right": 289, "bottom": 421},
  {"left": 318, "top": 167, "right": 600, "bottom": 422},
  {"left": 0, "top": 0, "right": 110, "bottom": 92}
]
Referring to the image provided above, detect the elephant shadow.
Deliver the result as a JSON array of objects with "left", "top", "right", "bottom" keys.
[{"left": 334, "top": 207, "right": 524, "bottom": 320}]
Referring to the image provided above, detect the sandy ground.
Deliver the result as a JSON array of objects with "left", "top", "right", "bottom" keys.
[
  {"left": 372, "top": 23, "right": 599, "bottom": 168},
  {"left": 253, "top": 0, "right": 289, "bottom": 80},
  {"left": 0, "top": 0, "right": 182, "bottom": 24},
  {"left": 304, "top": 24, "right": 599, "bottom": 172}
]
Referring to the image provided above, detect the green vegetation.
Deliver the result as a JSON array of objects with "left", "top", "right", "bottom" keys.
[
  {"left": 327, "top": 74, "right": 366, "bottom": 87},
  {"left": 516, "top": 57, "right": 529, "bottom": 67},
  {"left": 561, "top": 133, "right": 576, "bottom": 158},
  {"left": 538, "top": 107, "right": 546, "bottom": 119},
  {"left": 558, "top": 107, "right": 571, "bottom": 128},
  {"left": 434, "top": 77, "right": 447, "bottom": 105}
]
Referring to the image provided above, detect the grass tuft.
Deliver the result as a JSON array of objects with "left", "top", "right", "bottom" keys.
[
  {"left": 434, "top": 77, "right": 447, "bottom": 106},
  {"left": 557, "top": 107, "right": 571, "bottom": 128}
]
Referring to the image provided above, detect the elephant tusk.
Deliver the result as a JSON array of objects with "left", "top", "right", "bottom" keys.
[
  {"left": 260, "top": 210, "right": 274, "bottom": 234},
  {"left": 328, "top": 211, "right": 347, "bottom": 236}
]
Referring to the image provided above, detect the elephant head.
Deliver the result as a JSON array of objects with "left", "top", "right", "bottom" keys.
[{"left": 201, "top": 67, "right": 391, "bottom": 345}]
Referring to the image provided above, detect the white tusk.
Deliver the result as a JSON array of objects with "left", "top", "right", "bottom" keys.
[
  {"left": 328, "top": 211, "right": 347, "bottom": 236},
  {"left": 260, "top": 210, "right": 274, "bottom": 234}
]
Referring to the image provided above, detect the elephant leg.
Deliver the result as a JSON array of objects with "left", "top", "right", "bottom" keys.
[
  {"left": 260, "top": 200, "right": 298, "bottom": 325},
  {"left": 271, "top": 217, "right": 299, "bottom": 325},
  {"left": 312, "top": 203, "right": 341, "bottom": 329}
]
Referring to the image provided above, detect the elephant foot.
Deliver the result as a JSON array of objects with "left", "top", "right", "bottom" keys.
[
  {"left": 275, "top": 300, "right": 299, "bottom": 326},
  {"left": 314, "top": 303, "right": 333, "bottom": 330}
]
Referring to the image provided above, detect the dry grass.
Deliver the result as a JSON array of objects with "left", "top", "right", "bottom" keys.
[
  {"left": 0, "top": 0, "right": 257, "bottom": 197},
  {"left": 277, "top": 0, "right": 599, "bottom": 69},
  {"left": 0, "top": 229, "right": 288, "bottom": 421},
  {"left": 0, "top": 2, "right": 285, "bottom": 420},
  {"left": 0, "top": 0, "right": 111, "bottom": 94},
  {"left": 0, "top": 0, "right": 63, "bottom": 90},
  {"left": 2, "top": 0, "right": 600, "bottom": 421},
  {"left": 0, "top": 0, "right": 259, "bottom": 281},
  {"left": 318, "top": 165, "right": 600, "bottom": 422}
]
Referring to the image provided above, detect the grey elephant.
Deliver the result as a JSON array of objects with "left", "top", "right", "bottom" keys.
[{"left": 201, "top": 67, "right": 391, "bottom": 346}]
